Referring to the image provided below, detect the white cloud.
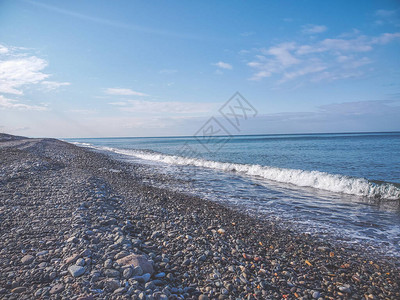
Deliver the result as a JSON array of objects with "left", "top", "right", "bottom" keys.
[
  {"left": 0, "top": 44, "right": 70, "bottom": 113},
  {"left": 105, "top": 88, "right": 148, "bottom": 96},
  {"left": 0, "top": 44, "right": 70, "bottom": 96},
  {"left": 41, "top": 80, "right": 71, "bottom": 90},
  {"left": 247, "top": 31, "right": 400, "bottom": 84},
  {"left": 280, "top": 64, "right": 327, "bottom": 83},
  {"left": 0, "top": 44, "right": 9, "bottom": 54},
  {"left": 338, "top": 29, "right": 361, "bottom": 38},
  {"left": 249, "top": 71, "right": 271, "bottom": 81},
  {"left": 311, "top": 70, "right": 365, "bottom": 82},
  {"left": 320, "top": 37, "right": 373, "bottom": 52},
  {"left": 264, "top": 42, "right": 300, "bottom": 66},
  {"left": 214, "top": 61, "right": 233, "bottom": 70},
  {"left": 374, "top": 9, "right": 399, "bottom": 26},
  {"left": 302, "top": 24, "right": 328, "bottom": 34},
  {"left": 0, "top": 56, "right": 49, "bottom": 94},
  {"left": 371, "top": 32, "right": 400, "bottom": 44},
  {"left": 247, "top": 43, "right": 300, "bottom": 81},
  {"left": 343, "top": 57, "right": 371, "bottom": 69},
  {"left": 112, "top": 99, "right": 218, "bottom": 115},
  {"left": 0, "top": 95, "right": 48, "bottom": 111},
  {"left": 296, "top": 36, "right": 374, "bottom": 55}
]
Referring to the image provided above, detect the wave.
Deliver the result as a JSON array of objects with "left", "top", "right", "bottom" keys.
[
  {"left": 76, "top": 143, "right": 400, "bottom": 200},
  {"left": 70, "top": 142, "right": 93, "bottom": 147}
]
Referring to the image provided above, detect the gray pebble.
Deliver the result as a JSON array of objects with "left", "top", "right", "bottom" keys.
[{"left": 68, "top": 265, "right": 85, "bottom": 277}]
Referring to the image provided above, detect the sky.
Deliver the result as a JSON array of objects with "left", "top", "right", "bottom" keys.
[{"left": 0, "top": 0, "right": 400, "bottom": 138}]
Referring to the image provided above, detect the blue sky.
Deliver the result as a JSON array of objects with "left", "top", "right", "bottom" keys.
[{"left": 0, "top": 0, "right": 399, "bottom": 137}]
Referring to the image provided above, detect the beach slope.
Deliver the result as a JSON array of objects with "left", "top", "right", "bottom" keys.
[{"left": 0, "top": 134, "right": 399, "bottom": 299}]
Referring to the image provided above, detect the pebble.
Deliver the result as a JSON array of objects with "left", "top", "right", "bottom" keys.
[
  {"left": 103, "top": 269, "right": 120, "bottom": 278},
  {"left": 21, "top": 254, "right": 34, "bottom": 265},
  {"left": 123, "top": 267, "right": 133, "bottom": 279},
  {"left": 67, "top": 236, "right": 78, "bottom": 243},
  {"left": 68, "top": 265, "right": 86, "bottom": 277},
  {"left": 104, "top": 258, "right": 113, "bottom": 269},
  {"left": 113, "top": 287, "right": 126, "bottom": 294},
  {"left": 313, "top": 291, "right": 321, "bottom": 299},
  {"left": 145, "top": 281, "right": 156, "bottom": 290},
  {"left": 154, "top": 272, "right": 165, "bottom": 278},
  {"left": 49, "top": 284, "right": 64, "bottom": 294},
  {"left": 11, "top": 287, "right": 27, "bottom": 293},
  {"left": 76, "top": 258, "right": 85, "bottom": 266},
  {"left": 142, "top": 273, "right": 151, "bottom": 283},
  {"left": 133, "top": 266, "right": 143, "bottom": 276},
  {"left": 105, "top": 279, "right": 120, "bottom": 291},
  {"left": 339, "top": 285, "right": 351, "bottom": 293},
  {"left": 81, "top": 249, "right": 92, "bottom": 257},
  {"left": 116, "top": 254, "right": 154, "bottom": 275},
  {"left": 36, "top": 250, "right": 49, "bottom": 256},
  {"left": 1, "top": 135, "right": 399, "bottom": 300},
  {"left": 65, "top": 253, "right": 79, "bottom": 264}
]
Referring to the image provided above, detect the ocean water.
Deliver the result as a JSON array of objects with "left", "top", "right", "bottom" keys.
[{"left": 67, "top": 132, "right": 400, "bottom": 256}]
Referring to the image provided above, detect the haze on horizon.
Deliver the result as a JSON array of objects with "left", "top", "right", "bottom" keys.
[{"left": 0, "top": 0, "right": 399, "bottom": 138}]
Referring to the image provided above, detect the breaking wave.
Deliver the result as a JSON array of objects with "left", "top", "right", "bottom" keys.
[{"left": 76, "top": 143, "right": 400, "bottom": 200}]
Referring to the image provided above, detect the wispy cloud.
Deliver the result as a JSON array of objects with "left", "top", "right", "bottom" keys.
[
  {"left": 265, "top": 42, "right": 300, "bottom": 66},
  {"left": 248, "top": 43, "right": 301, "bottom": 80},
  {"left": 247, "top": 31, "right": 400, "bottom": 83},
  {"left": 279, "top": 64, "right": 327, "bottom": 83},
  {"left": 371, "top": 32, "right": 400, "bottom": 44},
  {"left": 374, "top": 9, "right": 399, "bottom": 26},
  {"left": 159, "top": 69, "right": 178, "bottom": 74},
  {"left": 41, "top": 80, "right": 71, "bottom": 90},
  {"left": 296, "top": 36, "right": 374, "bottom": 55},
  {"left": 214, "top": 61, "right": 233, "bottom": 70},
  {"left": 0, "top": 95, "right": 48, "bottom": 111},
  {"left": 105, "top": 88, "right": 148, "bottom": 97},
  {"left": 0, "top": 43, "right": 69, "bottom": 111},
  {"left": 108, "top": 101, "right": 127, "bottom": 106},
  {"left": 68, "top": 109, "right": 97, "bottom": 115},
  {"left": 240, "top": 31, "right": 255, "bottom": 37},
  {"left": 301, "top": 24, "right": 328, "bottom": 34},
  {"left": 375, "top": 9, "right": 397, "bottom": 18},
  {"left": 109, "top": 99, "right": 219, "bottom": 115},
  {"left": 0, "top": 44, "right": 70, "bottom": 95},
  {"left": 25, "top": 0, "right": 207, "bottom": 41}
]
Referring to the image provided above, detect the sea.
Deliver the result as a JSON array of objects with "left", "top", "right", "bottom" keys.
[{"left": 67, "top": 132, "right": 400, "bottom": 256}]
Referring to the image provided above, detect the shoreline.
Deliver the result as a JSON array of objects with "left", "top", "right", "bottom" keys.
[{"left": 0, "top": 135, "right": 399, "bottom": 299}]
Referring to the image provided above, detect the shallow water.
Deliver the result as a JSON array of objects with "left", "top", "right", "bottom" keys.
[{"left": 67, "top": 132, "right": 400, "bottom": 256}]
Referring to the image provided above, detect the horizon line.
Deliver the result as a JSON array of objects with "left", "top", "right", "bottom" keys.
[{"left": 57, "top": 130, "right": 400, "bottom": 140}]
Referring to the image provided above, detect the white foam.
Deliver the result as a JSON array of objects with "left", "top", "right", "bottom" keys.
[
  {"left": 77, "top": 143, "right": 400, "bottom": 200},
  {"left": 70, "top": 142, "right": 92, "bottom": 147}
]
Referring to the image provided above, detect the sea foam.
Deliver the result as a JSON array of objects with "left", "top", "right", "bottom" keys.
[{"left": 91, "top": 146, "right": 400, "bottom": 200}]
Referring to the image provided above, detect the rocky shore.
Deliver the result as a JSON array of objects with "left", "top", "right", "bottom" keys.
[{"left": 0, "top": 134, "right": 399, "bottom": 299}]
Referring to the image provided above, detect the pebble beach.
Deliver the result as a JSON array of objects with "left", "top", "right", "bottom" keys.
[{"left": 0, "top": 134, "right": 399, "bottom": 300}]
